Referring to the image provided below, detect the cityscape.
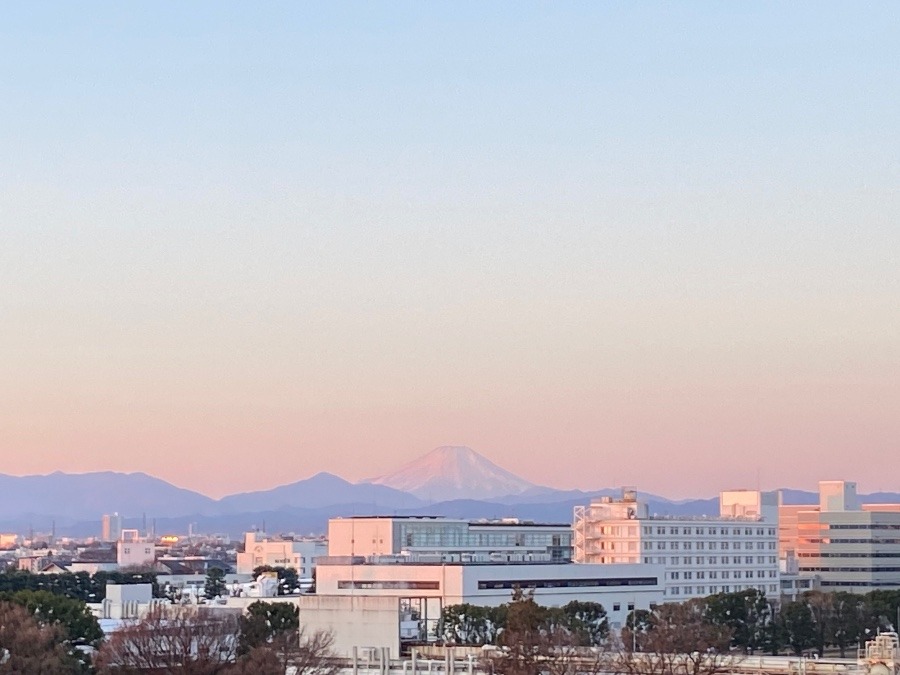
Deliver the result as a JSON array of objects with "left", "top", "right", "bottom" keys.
[{"left": 2, "top": 2, "right": 898, "bottom": 675}]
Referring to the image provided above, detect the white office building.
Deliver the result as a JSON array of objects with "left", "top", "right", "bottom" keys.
[
  {"left": 299, "top": 516, "right": 665, "bottom": 658},
  {"left": 574, "top": 488, "right": 780, "bottom": 599}
]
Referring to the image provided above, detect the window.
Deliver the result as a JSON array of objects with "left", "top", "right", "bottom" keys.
[
  {"left": 657, "top": 542, "right": 666, "bottom": 550},
  {"left": 627, "top": 603, "right": 635, "bottom": 611},
  {"left": 613, "top": 603, "right": 621, "bottom": 611},
  {"left": 671, "top": 572, "right": 680, "bottom": 580},
  {"left": 684, "top": 542, "right": 692, "bottom": 550},
  {"left": 722, "top": 556, "right": 730, "bottom": 564},
  {"left": 670, "top": 527, "right": 680, "bottom": 535},
  {"left": 684, "top": 527, "right": 692, "bottom": 535},
  {"left": 670, "top": 556, "right": 679, "bottom": 565},
  {"left": 745, "top": 556, "right": 753, "bottom": 564},
  {"left": 684, "top": 571, "right": 693, "bottom": 580}
]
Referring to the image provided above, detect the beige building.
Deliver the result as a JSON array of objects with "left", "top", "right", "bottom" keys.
[
  {"left": 236, "top": 532, "right": 326, "bottom": 577},
  {"left": 779, "top": 481, "right": 900, "bottom": 593}
]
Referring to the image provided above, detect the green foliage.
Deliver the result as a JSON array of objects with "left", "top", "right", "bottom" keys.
[
  {"left": 204, "top": 567, "right": 227, "bottom": 599},
  {"left": 238, "top": 600, "right": 301, "bottom": 654},
  {"left": 705, "top": 588, "right": 773, "bottom": 654},
  {"left": 780, "top": 600, "right": 816, "bottom": 656},
  {"left": 560, "top": 600, "right": 609, "bottom": 646},
  {"left": 0, "top": 592, "right": 100, "bottom": 673},
  {"left": 251, "top": 565, "right": 300, "bottom": 595},
  {"left": 0, "top": 568, "right": 160, "bottom": 601},
  {"left": 441, "top": 590, "right": 608, "bottom": 649},
  {"left": 440, "top": 603, "right": 504, "bottom": 645}
]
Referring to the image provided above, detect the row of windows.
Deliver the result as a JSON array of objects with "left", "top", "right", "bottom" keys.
[
  {"left": 651, "top": 541, "right": 775, "bottom": 551},
  {"left": 821, "top": 581, "right": 900, "bottom": 588},
  {"left": 800, "top": 538, "right": 900, "bottom": 545},
  {"left": 669, "top": 569, "right": 777, "bottom": 580},
  {"left": 799, "top": 566, "right": 900, "bottom": 574},
  {"left": 642, "top": 555, "right": 778, "bottom": 566},
  {"left": 828, "top": 524, "right": 900, "bottom": 530},
  {"left": 798, "top": 552, "right": 900, "bottom": 558},
  {"left": 669, "top": 584, "right": 777, "bottom": 596},
  {"left": 338, "top": 580, "right": 441, "bottom": 590},
  {"left": 477, "top": 577, "right": 658, "bottom": 590},
  {"left": 643, "top": 526, "right": 775, "bottom": 537}
]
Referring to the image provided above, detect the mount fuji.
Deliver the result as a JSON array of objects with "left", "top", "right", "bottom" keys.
[{"left": 368, "top": 445, "right": 538, "bottom": 502}]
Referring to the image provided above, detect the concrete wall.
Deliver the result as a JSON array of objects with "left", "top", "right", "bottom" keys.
[
  {"left": 298, "top": 594, "right": 401, "bottom": 658},
  {"left": 328, "top": 519, "right": 396, "bottom": 557}
]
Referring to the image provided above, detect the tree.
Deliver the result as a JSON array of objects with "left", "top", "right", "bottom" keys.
[
  {"left": 560, "top": 600, "right": 608, "bottom": 646},
  {"left": 205, "top": 567, "right": 227, "bottom": 599},
  {"left": 0, "top": 601, "right": 78, "bottom": 674},
  {"left": 95, "top": 604, "right": 240, "bottom": 675},
  {"left": 616, "top": 601, "right": 738, "bottom": 675},
  {"left": 238, "top": 600, "right": 300, "bottom": 654},
  {"left": 831, "top": 592, "right": 863, "bottom": 658},
  {"left": 780, "top": 600, "right": 816, "bottom": 656},
  {"left": 441, "top": 603, "right": 503, "bottom": 645},
  {"left": 705, "top": 589, "right": 772, "bottom": 654},
  {"left": 0, "top": 589, "right": 102, "bottom": 671},
  {"left": 251, "top": 566, "right": 300, "bottom": 595}
]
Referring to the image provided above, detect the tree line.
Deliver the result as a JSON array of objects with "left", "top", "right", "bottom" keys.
[
  {"left": 445, "top": 587, "right": 900, "bottom": 665},
  {"left": 0, "top": 569, "right": 161, "bottom": 602}
]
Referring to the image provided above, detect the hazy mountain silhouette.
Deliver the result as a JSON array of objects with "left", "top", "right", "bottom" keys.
[{"left": 368, "top": 445, "right": 537, "bottom": 501}]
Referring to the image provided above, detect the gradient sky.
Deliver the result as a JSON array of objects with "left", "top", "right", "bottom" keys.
[{"left": 1, "top": 3, "right": 897, "bottom": 499}]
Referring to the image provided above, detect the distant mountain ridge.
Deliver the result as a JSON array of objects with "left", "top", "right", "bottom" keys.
[
  {"left": 368, "top": 445, "right": 537, "bottom": 501},
  {"left": 2, "top": 446, "right": 899, "bottom": 536}
]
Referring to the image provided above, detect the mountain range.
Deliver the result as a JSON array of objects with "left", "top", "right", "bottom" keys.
[{"left": 2, "top": 446, "right": 896, "bottom": 538}]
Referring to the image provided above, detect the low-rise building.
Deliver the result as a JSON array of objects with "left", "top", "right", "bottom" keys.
[
  {"left": 328, "top": 516, "right": 573, "bottom": 563},
  {"left": 235, "top": 532, "right": 326, "bottom": 578}
]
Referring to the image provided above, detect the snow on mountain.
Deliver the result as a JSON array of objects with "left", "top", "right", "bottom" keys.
[{"left": 367, "top": 446, "right": 538, "bottom": 502}]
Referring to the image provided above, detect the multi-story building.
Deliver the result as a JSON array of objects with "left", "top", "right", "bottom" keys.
[
  {"left": 781, "top": 481, "right": 900, "bottom": 592},
  {"left": 327, "top": 516, "right": 573, "bottom": 563},
  {"left": 298, "top": 515, "right": 665, "bottom": 658},
  {"left": 574, "top": 488, "right": 780, "bottom": 599},
  {"left": 116, "top": 529, "right": 155, "bottom": 568},
  {"left": 236, "top": 531, "right": 327, "bottom": 578},
  {"left": 102, "top": 513, "right": 123, "bottom": 543}
]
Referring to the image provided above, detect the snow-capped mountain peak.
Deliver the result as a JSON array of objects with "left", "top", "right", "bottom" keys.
[{"left": 368, "top": 446, "right": 536, "bottom": 502}]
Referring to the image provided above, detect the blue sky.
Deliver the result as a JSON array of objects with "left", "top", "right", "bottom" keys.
[{"left": 1, "top": 3, "right": 897, "bottom": 497}]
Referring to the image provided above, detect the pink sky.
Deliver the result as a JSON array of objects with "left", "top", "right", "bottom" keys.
[{"left": 2, "top": 3, "right": 898, "bottom": 499}]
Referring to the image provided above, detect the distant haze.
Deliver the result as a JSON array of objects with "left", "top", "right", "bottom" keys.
[{"left": 1, "top": 4, "right": 898, "bottom": 498}]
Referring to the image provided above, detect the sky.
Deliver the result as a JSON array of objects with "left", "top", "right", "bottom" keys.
[{"left": 0, "top": 3, "right": 897, "bottom": 499}]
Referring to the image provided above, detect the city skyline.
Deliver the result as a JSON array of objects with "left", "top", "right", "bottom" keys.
[{"left": 2, "top": 3, "right": 898, "bottom": 499}]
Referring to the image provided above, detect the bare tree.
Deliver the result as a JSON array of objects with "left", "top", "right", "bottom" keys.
[
  {"left": 95, "top": 604, "right": 240, "bottom": 675},
  {"left": 616, "top": 601, "right": 741, "bottom": 675},
  {"left": 0, "top": 601, "right": 77, "bottom": 674}
]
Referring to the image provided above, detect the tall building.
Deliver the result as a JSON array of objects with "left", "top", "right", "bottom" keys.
[
  {"left": 573, "top": 488, "right": 780, "bottom": 600},
  {"left": 780, "top": 481, "right": 900, "bottom": 592},
  {"left": 101, "top": 513, "right": 123, "bottom": 542}
]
